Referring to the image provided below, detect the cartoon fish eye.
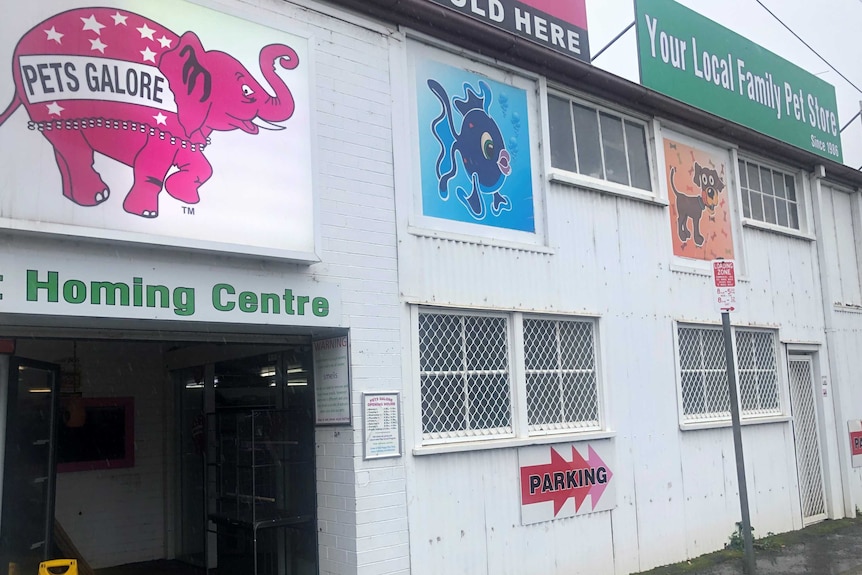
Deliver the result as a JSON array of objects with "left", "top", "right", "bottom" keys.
[
  {"left": 242, "top": 84, "right": 254, "bottom": 97},
  {"left": 481, "top": 132, "right": 495, "bottom": 160}
]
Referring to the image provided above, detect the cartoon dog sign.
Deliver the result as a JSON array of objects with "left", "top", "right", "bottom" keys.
[{"left": 665, "top": 138, "right": 734, "bottom": 261}]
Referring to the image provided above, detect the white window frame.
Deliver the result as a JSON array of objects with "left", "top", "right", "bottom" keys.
[
  {"left": 735, "top": 153, "right": 813, "bottom": 239},
  {"left": 544, "top": 88, "right": 660, "bottom": 204},
  {"left": 523, "top": 315, "right": 601, "bottom": 435},
  {"left": 674, "top": 322, "right": 787, "bottom": 429},
  {"left": 417, "top": 308, "right": 515, "bottom": 442},
  {"left": 413, "top": 307, "right": 608, "bottom": 451}
]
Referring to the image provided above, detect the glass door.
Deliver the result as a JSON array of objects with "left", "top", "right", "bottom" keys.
[
  {"left": 0, "top": 358, "right": 60, "bottom": 574},
  {"left": 177, "top": 367, "right": 207, "bottom": 567}
]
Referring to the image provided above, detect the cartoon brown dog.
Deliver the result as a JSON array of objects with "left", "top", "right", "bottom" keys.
[{"left": 671, "top": 162, "right": 725, "bottom": 246}]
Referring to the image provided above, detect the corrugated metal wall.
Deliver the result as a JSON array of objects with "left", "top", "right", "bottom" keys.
[{"left": 398, "top": 162, "right": 832, "bottom": 574}]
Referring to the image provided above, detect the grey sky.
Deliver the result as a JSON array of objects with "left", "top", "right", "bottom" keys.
[{"left": 585, "top": 0, "right": 862, "bottom": 168}]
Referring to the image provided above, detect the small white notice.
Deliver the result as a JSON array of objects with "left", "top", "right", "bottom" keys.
[
  {"left": 362, "top": 392, "right": 402, "bottom": 460},
  {"left": 313, "top": 336, "right": 351, "bottom": 425},
  {"left": 712, "top": 259, "right": 737, "bottom": 313}
]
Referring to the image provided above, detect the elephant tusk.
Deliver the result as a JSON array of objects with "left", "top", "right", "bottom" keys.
[{"left": 252, "top": 117, "right": 286, "bottom": 131}]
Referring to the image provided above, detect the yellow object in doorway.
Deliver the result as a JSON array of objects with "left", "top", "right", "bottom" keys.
[{"left": 39, "top": 559, "right": 78, "bottom": 575}]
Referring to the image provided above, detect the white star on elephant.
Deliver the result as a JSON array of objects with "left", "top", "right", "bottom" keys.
[
  {"left": 44, "top": 27, "right": 63, "bottom": 44},
  {"left": 137, "top": 23, "right": 156, "bottom": 40},
  {"left": 153, "top": 113, "right": 167, "bottom": 126},
  {"left": 141, "top": 47, "right": 157, "bottom": 63},
  {"left": 157, "top": 35, "right": 173, "bottom": 49},
  {"left": 90, "top": 38, "right": 107, "bottom": 53},
  {"left": 46, "top": 102, "right": 64, "bottom": 116},
  {"left": 80, "top": 15, "right": 105, "bottom": 35},
  {"left": 111, "top": 12, "right": 128, "bottom": 26}
]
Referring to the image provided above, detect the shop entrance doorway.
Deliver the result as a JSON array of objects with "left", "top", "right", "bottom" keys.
[
  {"left": 0, "top": 336, "right": 318, "bottom": 575},
  {"left": 174, "top": 346, "right": 317, "bottom": 574}
]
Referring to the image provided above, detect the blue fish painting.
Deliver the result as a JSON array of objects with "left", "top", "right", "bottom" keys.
[{"left": 427, "top": 79, "right": 512, "bottom": 220}]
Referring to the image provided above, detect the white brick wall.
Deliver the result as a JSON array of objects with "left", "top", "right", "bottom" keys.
[{"left": 281, "top": 1, "right": 410, "bottom": 573}]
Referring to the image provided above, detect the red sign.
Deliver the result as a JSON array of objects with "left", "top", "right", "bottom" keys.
[
  {"left": 426, "top": 0, "right": 590, "bottom": 63},
  {"left": 851, "top": 431, "right": 862, "bottom": 456},
  {"left": 713, "top": 260, "right": 736, "bottom": 288},
  {"left": 520, "top": 445, "right": 613, "bottom": 516},
  {"left": 712, "top": 259, "right": 738, "bottom": 312},
  {"left": 519, "top": 0, "right": 588, "bottom": 29}
]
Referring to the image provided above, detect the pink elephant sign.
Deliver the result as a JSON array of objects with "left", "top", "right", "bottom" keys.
[{"left": 0, "top": 1, "right": 314, "bottom": 259}]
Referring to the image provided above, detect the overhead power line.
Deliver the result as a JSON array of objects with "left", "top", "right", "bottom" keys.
[
  {"left": 754, "top": 0, "right": 862, "bottom": 95},
  {"left": 592, "top": 21, "right": 635, "bottom": 62}
]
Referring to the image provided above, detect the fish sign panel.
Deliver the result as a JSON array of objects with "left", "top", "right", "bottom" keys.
[{"left": 416, "top": 57, "right": 535, "bottom": 232}]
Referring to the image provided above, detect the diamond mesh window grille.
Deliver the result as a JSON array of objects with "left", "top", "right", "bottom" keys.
[
  {"left": 524, "top": 318, "right": 600, "bottom": 432},
  {"left": 788, "top": 358, "right": 826, "bottom": 520},
  {"left": 678, "top": 325, "right": 782, "bottom": 423},
  {"left": 736, "top": 330, "right": 781, "bottom": 417},
  {"left": 678, "top": 326, "right": 730, "bottom": 421},
  {"left": 419, "top": 311, "right": 512, "bottom": 440}
]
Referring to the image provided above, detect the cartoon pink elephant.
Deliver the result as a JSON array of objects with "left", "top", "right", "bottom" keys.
[{"left": 0, "top": 8, "right": 299, "bottom": 218}]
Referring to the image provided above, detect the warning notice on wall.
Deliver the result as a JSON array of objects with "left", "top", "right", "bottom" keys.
[{"left": 313, "top": 336, "right": 351, "bottom": 425}]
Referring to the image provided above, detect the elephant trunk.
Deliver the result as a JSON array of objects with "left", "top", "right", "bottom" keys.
[{"left": 257, "top": 44, "right": 299, "bottom": 123}]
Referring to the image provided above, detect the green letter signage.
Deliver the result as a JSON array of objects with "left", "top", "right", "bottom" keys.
[{"left": 636, "top": 0, "right": 842, "bottom": 162}]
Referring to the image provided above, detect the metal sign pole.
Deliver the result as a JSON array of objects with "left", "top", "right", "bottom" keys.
[{"left": 721, "top": 311, "right": 756, "bottom": 574}]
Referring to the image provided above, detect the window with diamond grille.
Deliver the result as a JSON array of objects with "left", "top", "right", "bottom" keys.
[
  {"left": 678, "top": 326, "right": 730, "bottom": 421},
  {"left": 677, "top": 325, "right": 782, "bottom": 423},
  {"left": 736, "top": 330, "right": 781, "bottom": 416},
  {"left": 524, "top": 318, "right": 599, "bottom": 432},
  {"left": 419, "top": 311, "right": 512, "bottom": 440}
]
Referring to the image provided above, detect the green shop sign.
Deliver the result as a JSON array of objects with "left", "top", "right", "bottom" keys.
[
  {"left": 0, "top": 246, "right": 342, "bottom": 327},
  {"left": 636, "top": 0, "right": 842, "bottom": 162}
]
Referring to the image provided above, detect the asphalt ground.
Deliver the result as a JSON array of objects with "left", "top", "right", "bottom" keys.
[{"left": 635, "top": 518, "right": 862, "bottom": 575}]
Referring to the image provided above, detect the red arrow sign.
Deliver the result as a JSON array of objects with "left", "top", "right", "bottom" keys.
[{"left": 520, "top": 445, "right": 613, "bottom": 516}]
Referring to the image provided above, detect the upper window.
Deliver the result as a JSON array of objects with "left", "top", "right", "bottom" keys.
[
  {"left": 677, "top": 325, "right": 782, "bottom": 424},
  {"left": 548, "top": 94, "right": 652, "bottom": 192},
  {"left": 418, "top": 309, "right": 601, "bottom": 444},
  {"left": 738, "top": 159, "right": 800, "bottom": 230}
]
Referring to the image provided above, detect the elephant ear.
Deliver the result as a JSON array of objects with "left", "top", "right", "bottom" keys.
[{"left": 160, "top": 31, "right": 212, "bottom": 141}]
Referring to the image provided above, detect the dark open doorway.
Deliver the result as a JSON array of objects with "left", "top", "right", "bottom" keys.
[{"left": 1, "top": 337, "right": 318, "bottom": 575}]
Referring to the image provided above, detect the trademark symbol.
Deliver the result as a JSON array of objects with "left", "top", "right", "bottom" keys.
[{"left": 182, "top": 206, "right": 195, "bottom": 215}]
